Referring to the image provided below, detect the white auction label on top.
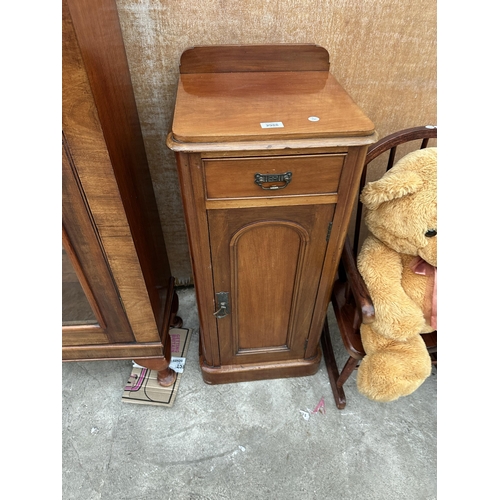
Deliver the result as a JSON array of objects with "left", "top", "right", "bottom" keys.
[{"left": 260, "top": 121, "right": 284, "bottom": 129}]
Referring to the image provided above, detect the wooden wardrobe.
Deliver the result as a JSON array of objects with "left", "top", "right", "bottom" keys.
[{"left": 62, "top": 0, "right": 180, "bottom": 386}]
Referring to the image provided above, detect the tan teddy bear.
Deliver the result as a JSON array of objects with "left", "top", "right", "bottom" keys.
[{"left": 356, "top": 147, "right": 437, "bottom": 402}]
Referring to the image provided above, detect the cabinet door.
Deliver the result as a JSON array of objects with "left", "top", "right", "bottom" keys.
[
  {"left": 208, "top": 204, "right": 335, "bottom": 366},
  {"left": 62, "top": 141, "right": 135, "bottom": 348}
]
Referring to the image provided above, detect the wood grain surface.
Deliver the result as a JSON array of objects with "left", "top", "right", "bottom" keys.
[
  {"left": 115, "top": 0, "right": 436, "bottom": 282},
  {"left": 172, "top": 71, "right": 375, "bottom": 142}
]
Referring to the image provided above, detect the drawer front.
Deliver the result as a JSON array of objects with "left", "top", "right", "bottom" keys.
[{"left": 203, "top": 154, "right": 345, "bottom": 199}]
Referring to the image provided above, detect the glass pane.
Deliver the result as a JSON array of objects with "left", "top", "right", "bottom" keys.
[{"left": 62, "top": 246, "right": 98, "bottom": 326}]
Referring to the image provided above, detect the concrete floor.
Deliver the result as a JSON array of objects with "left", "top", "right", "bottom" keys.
[{"left": 62, "top": 286, "right": 437, "bottom": 500}]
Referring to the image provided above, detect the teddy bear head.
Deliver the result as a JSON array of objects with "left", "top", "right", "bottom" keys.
[{"left": 360, "top": 147, "right": 437, "bottom": 267}]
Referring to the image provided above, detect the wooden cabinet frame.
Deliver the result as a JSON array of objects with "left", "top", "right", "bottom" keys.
[{"left": 168, "top": 45, "right": 377, "bottom": 384}]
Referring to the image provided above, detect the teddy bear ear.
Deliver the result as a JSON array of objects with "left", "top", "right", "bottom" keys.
[{"left": 360, "top": 170, "right": 424, "bottom": 210}]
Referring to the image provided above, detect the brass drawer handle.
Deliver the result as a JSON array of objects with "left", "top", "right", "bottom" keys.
[{"left": 254, "top": 171, "right": 292, "bottom": 190}]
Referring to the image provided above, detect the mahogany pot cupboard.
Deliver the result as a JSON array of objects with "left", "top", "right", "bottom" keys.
[
  {"left": 167, "top": 45, "right": 377, "bottom": 384},
  {"left": 62, "top": 0, "right": 181, "bottom": 386}
]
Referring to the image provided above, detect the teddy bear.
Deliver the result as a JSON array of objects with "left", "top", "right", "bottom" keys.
[{"left": 355, "top": 146, "right": 437, "bottom": 402}]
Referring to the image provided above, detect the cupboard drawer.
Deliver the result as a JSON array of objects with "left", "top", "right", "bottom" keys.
[{"left": 203, "top": 154, "right": 345, "bottom": 199}]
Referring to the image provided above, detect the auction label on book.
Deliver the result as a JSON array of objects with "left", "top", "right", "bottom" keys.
[
  {"left": 169, "top": 357, "right": 186, "bottom": 373},
  {"left": 260, "top": 121, "right": 284, "bottom": 128}
]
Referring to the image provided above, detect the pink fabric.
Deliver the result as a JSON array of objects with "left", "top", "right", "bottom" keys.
[{"left": 410, "top": 257, "right": 437, "bottom": 330}]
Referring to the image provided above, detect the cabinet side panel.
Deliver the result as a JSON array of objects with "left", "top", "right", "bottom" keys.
[
  {"left": 305, "top": 145, "right": 369, "bottom": 358},
  {"left": 175, "top": 153, "right": 221, "bottom": 366}
]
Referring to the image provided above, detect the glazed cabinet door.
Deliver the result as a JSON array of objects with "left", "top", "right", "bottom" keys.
[
  {"left": 208, "top": 204, "right": 335, "bottom": 366},
  {"left": 62, "top": 139, "right": 135, "bottom": 347}
]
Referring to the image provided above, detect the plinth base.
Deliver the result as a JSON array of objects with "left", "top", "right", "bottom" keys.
[{"left": 199, "top": 348, "right": 322, "bottom": 384}]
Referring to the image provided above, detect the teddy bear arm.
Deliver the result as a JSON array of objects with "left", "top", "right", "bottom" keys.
[{"left": 358, "top": 239, "right": 425, "bottom": 339}]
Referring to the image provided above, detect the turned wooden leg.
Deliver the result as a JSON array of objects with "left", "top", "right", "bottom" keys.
[
  {"left": 169, "top": 291, "right": 183, "bottom": 328},
  {"left": 132, "top": 288, "right": 182, "bottom": 387},
  {"left": 156, "top": 366, "right": 177, "bottom": 387},
  {"left": 149, "top": 325, "right": 176, "bottom": 387},
  {"left": 137, "top": 358, "right": 177, "bottom": 387}
]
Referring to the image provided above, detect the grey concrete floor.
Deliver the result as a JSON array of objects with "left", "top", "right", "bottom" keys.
[{"left": 62, "top": 286, "right": 437, "bottom": 500}]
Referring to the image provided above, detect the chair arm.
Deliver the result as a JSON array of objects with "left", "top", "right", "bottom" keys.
[{"left": 340, "top": 238, "right": 375, "bottom": 324}]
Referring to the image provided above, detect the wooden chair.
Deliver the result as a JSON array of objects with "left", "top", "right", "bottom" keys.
[{"left": 321, "top": 126, "right": 438, "bottom": 409}]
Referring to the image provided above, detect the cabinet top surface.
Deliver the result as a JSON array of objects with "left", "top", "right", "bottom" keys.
[{"left": 170, "top": 45, "right": 375, "bottom": 145}]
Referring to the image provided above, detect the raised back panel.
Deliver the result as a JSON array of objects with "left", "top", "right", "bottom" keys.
[{"left": 179, "top": 44, "right": 330, "bottom": 74}]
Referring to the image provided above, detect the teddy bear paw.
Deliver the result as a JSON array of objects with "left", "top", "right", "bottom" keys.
[{"left": 356, "top": 350, "right": 432, "bottom": 402}]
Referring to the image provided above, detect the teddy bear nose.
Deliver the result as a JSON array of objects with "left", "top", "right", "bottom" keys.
[{"left": 425, "top": 229, "right": 437, "bottom": 237}]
